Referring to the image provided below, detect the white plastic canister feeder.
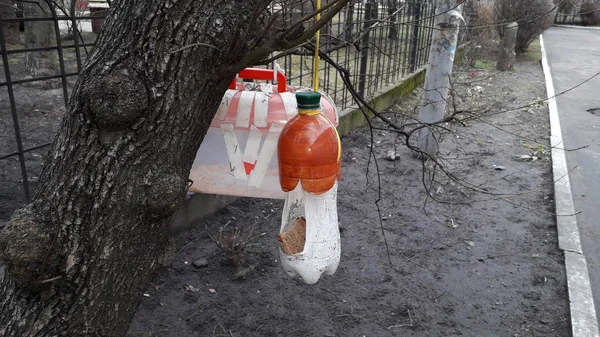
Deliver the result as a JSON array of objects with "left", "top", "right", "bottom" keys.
[
  {"left": 276, "top": 91, "right": 342, "bottom": 285},
  {"left": 189, "top": 68, "right": 338, "bottom": 199}
]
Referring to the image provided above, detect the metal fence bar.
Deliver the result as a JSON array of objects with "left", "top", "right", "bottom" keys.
[
  {"left": 69, "top": 1, "right": 84, "bottom": 73},
  {"left": 0, "top": 142, "right": 52, "bottom": 161},
  {"left": 0, "top": 72, "right": 80, "bottom": 86},
  {"left": 0, "top": 21, "right": 31, "bottom": 200},
  {"left": 48, "top": 2, "right": 70, "bottom": 107},
  {"left": 0, "top": 15, "right": 94, "bottom": 23},
  {"left": 400, "top": 3, "right": 411, "bottom": 78},
  {"left": 3, "top": 43, "right": 95, "bottom": 55},
  {"left": 410, "top": 1, "right": 422, "bottom": 72},
  {"left": 357, "top": 1, "right": 373, "bottom": 98}
]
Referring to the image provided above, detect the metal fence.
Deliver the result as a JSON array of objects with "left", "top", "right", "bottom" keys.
[
  {"left": 280, "top": 0, "right": 437, "bottom": 109},
  {"left": 0, "top": 0, "right": 439, "bottom": 221},
  {"left": 0, "top": 0, "right": 104, "bottom": 221}
]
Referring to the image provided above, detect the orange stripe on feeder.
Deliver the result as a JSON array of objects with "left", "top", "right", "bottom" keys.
[
  {"left": 189, "top": 68, "right": 338, "bottom": 199},
  {"left": 277, "top": 92, "right": 342, "bottom": 284}
]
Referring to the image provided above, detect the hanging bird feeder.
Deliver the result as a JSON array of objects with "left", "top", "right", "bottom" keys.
[
  {"left": 190, "top": 0, "right": 342, "bottom": 285},
  {"left": 189, "top": 68, "right": 338, "bottom": 199},
  {"left": 276, "top": 91, "right": 342, "bottom": 284},
  {"left": 274, "top": 0, "right": 343, "bottom": 285}
]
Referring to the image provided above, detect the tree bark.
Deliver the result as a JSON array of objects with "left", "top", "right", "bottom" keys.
[
  {"left": 24, "top": 0, "right": 58, "bottom": 79},
  {"left": 496, "top": 22, "right": 518, "bottom": 71},
  {"left": 0, "top": 0, "right": 349, "bottom": 335},
  {"left": 415, "top": 1, "right": 463, "bottom": 159}
]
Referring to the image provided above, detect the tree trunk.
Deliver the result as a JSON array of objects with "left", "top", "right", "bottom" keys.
[
  {"left": 0, "top": 0, "right": 20, "bottom": 45},
  {"left": 0, "top": 0, "right": 313, "bottom": 335},
  {"left": 496, "top": 22, "right": 518, "bottom": 71},
  {"left": 24, "top": 0, "right": 58, "bottom": 84},
  {"left": 415, "top": 1, "right": 463, "bottom": 159}
]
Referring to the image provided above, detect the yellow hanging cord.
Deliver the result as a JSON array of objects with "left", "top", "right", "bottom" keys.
[
  {"left": 312, "top": 0, "right": 341, "bottom": 163},
  {"left": 313, "top": 0, "right": 321, "bottom": 92}
]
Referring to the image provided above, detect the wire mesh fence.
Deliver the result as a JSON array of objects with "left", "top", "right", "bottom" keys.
[
  {"left": 279, "top": 0, "right": 437, "bottom": 109},
  {"left": 0, "top": 0, "right": 441, "bottom": 221}
]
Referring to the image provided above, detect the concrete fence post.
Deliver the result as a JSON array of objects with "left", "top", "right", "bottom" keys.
[
  {"left": 497, "top": 22, "right": 518, "bottom": 71},
  {"left": 415, "top": 2, "right": 464, "bottom": 160}
]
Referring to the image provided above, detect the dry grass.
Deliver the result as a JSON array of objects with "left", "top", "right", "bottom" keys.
[{"left": 209, "top": 222, "right": 265, "bottom": 268}]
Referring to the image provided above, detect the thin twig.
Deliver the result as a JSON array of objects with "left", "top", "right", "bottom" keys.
[
  {"left": 388, "top": 309, "right": 414, "bottom": 329},
  {"left": 170, "top": 43, "right": 221, "bottom": 54},
  {"left": 36, "top": 275, "right": 62, "bottom": 284}
]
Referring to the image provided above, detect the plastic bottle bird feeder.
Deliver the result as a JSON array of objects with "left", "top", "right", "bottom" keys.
[
  {"left": 276, "top": 92, "right": 342, "bottom": 285},
  {"left": 189, "top": 68, "right": 338, "bottom": 199}
]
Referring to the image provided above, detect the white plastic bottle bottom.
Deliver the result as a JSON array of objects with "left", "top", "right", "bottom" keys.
[{"left": 279, "top": 182, "right": 341, "bottom": 284}]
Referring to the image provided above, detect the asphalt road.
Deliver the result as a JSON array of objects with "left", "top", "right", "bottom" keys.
[{"left": 543, "top": 26, "right": 600, "bottom": 323}]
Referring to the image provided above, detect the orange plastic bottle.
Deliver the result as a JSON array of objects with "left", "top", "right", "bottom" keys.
[{"left": 278, "top": 92, "right": 341, "bottom": 194}]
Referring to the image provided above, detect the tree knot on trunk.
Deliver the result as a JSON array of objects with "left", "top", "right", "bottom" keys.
[
  {"left": 83, "top": 71, "right": 149, "bottom": 132},
  {"left": 144, "top": 166, "right": 188, "bottom": 219},
  {"left": 0, "top": 207, "right": 55, "bottom": 290}
]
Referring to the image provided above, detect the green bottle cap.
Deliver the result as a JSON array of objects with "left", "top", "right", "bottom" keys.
[{"left": 296, "top": 91, "right": 321, "bottom": 110}]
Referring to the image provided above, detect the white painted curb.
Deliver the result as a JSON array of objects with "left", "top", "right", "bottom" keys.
[
  {"left": 552, "top": 24, "right": 600, "bottom": 31},
  {"left": 540, "top": 34, "right": 600, "bottom": 337}
]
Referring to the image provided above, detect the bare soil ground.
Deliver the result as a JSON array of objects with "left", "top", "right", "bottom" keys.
[
  {"left": 127, "top": 51, "right": 570, "bottom": 335},
  {"left": 0, "top": 42, "right": 571, "bottom": 336}
]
